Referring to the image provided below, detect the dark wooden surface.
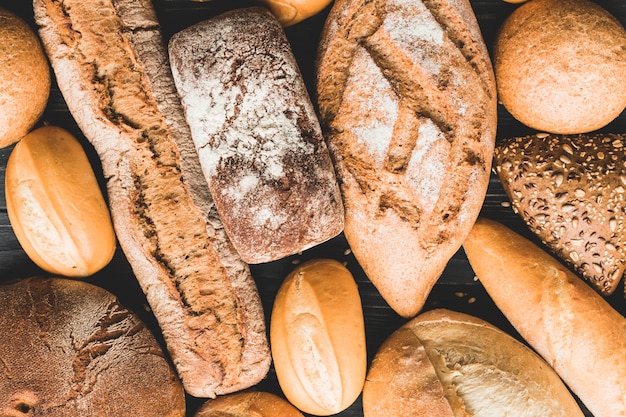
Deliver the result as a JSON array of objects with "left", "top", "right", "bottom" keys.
[{"left": 1, "top": 0, "right": 626, "bottom": 415}]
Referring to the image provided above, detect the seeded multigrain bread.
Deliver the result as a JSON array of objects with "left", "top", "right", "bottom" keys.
[
  {"left": 33, "top": 0, "right": 271, "bottom": 398},
  {"left": 494, "top": 133, "right": 626, "bottom": 296},
  {"left": 0, "top": 277, "right": 185, "bottom": 417},
  {"left": 315, "top": 0, "right": 497, "bottom": 317},
  {"left": 168, "top": 7, "right": 344, "bottom": 264}
]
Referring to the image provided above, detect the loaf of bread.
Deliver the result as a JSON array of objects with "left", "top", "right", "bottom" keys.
[
  {"left": 193, "top": 391, "right": 304, "bottom": 417},
  {"left": 315, "top": 0, "right": 497, "bottom": 317},
  {"left": 5, "top": 126, "right": 116, "bottom": 277},
  {"left": 270, "top": 259, "right": 366, "bottom": 416},
  {"left": 362, "top": 308, "right": 584, "bottom": 417},
  {"left": 494, "top": 0, "right": 626, "bottom": 134},
  {"left": 33, "top": 0, "right": 271, "bottom": 398},
  {"left": 463, "top": 217, "right": 626, "bottom": 417},
  {"left": 494, "top": 133, "right": 626, "bottom": 296},
  {"left": 168, "top": 7, "right": 344, "bottom": 265},
  {"left": 0, "top": 7, "right": 50, "bottom": 148},
  {"left": 0, "top": 277, "right": 185, "bottom": 416},
  {"left": 256, "top": 0, "right": 332, "bottom": 26}
]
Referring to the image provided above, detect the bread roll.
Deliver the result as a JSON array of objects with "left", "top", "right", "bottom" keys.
[
  {"left": 0, "top": 7, "right": 50, "bottom": 148},
  {"left": 168, "top": 7, "right": 344, "bottom": 265},
  {"left": 33, "top": 0, "right": 271, "bottom": 397},
  {"left": 362, "top": 308, "right": 584, "bottom": 417},
  {"left": 256, "top": 0, "right": 332, "bottom": 26},
  {"left": 494, "top": 133, "right": 626, "bottom": 295},
  {"left": 494, "top": 0, "right": 626, "bottom": 134},
  {"left": 0, "top": 277, "right": 185, "bottom": 417},
  {"left": 315, "top": 0, "right": 497, "bottom": 317},
  {"left": 193, "top": 391, "right": 303, "bottom": 417},
  {"left": 270, "top": 259, "right": 366, "bottom": 416},
  {"left": 463, "top": 217, "right": 626, "bottom": 417},
  {"left": 5, "top": 125, "right": 116, "bottom": 277}
]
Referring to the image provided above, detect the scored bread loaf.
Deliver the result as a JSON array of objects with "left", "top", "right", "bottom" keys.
[
  {"left": 0, "top": 277, "right": 185, "bottom": 417},
  {"left": 33, "top": 0, "right": 271, "bottom": 398},
  {"left": 168, "top": 7, "right": 344, "bottom": 265},
  {"left": 463, "top": 218, "right": 626, "bottom": 417},
  {"left": 315, "top": 0, "right": 497, "bottom": 317},
  {"left": 362, "top": 308, "right": 584, "bottom": 417},
  {"left": 494, "top": 133, "right": 626, "bottom": 296}
]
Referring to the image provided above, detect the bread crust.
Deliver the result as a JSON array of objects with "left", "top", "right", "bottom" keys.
[
  {"left": 33, "top": 0, "right": 270, "bottom": 397},
  {"left": 315, "top": 0, "right": 497, "bottom": 317},
  {"left": 464, "top": 218, "right": 626, "bottom": 417},
  {"left": 0, "top": 277, "right": 185, "bottom": 417},
  {"left": 168, "top": 7, "right": 344, "bottom": 265},
  {"left": 193, "top": 391, "right": 304, "bottom": 417}
]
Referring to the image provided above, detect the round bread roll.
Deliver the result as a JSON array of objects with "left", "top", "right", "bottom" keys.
[
  {"left": 270, "top": 259, "right": 367, "bottom": 416},
  {"left": 0, "top": 7, "right": 50, "bottom": 148},
  {"left": 193, "top": 391, "right": 303, "bottom": 417},
  {"left": 256, "top": 0, "right": 332, "bottom": 26},
  {"left": 363, "top": 309, "right": 585, "bottom": 417},
  {"left": 494, "top": 0, "right": 626, "bottom": 134},
  {"left": 5, "top": 126, "right": 116, "bottom": 277},
  {"left": 0, "top": 277, "right": 185, "bottom": 417}
]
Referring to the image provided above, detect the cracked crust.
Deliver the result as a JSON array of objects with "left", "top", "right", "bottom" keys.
[
  {"left": 0, "top": 277, "right": 185, "bottom": 417},
  {"left": 315, "top": 0, "right": 497, "bottom": 317},
  {"left": 33, "top": 0, "right": 271, "bottom": 397}
]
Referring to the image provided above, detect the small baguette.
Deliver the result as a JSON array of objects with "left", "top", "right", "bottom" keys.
[
  {"left": 463, "top": 217, "right": 626, "bottom": 417},
  {"left": 33, "top": 0, "right": 271, "bottom": 397}
]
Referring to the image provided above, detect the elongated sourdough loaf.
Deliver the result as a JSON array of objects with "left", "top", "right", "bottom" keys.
[
  {"left": 363, "top": 309, "right": 584, "bottom": 417},
  {"left": 168, "top": 7, "right": 344, "bottom": 265},
  {"left": 315, "top": 0, "right": 497, "bottom": 317},
  {"left": 33, "top": 0, "right": 271, "bottom": 398},
  {"left": 464, "top": 218, "right": 626, "bottom": 417}
]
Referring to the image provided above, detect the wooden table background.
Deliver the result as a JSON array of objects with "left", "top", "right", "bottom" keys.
[{"left": 2, "top": 0, "right": 626, "bottom": 415}]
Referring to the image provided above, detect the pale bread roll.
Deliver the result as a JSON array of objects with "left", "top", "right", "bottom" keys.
[{"left": 464, "top": 217, "right": 626, "bottom": 417}]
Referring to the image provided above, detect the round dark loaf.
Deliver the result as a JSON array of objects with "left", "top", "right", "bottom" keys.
[
  {"left": 0, "top": 277, "right": 185, "bottom": 417},
  {"left": 315, "top": 0, "right": 497, "bottom": 317}
]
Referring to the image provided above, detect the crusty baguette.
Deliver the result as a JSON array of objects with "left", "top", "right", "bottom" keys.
[
  {"left": 168, "top": 7, "right": 344, "bottom": 265},
  {"left": 315, "top": 0, "right": 497, "bottom": 317},
  {"left": 0, "top": 277, "right": 185, "bottom": 417},
  {"left": 463, "top": 217, "right": 626, "bottom": 417},
  {"left": 33, "top": 0, "right": 271, "bottom": 398},
  {"left": 363, "top": 308, "right": 584, "bottom": 417}
]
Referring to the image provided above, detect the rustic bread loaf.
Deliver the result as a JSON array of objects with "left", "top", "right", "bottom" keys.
[
  {"left": 464, "top": 218, "right": 626, "bottom": 417},
  {"left": 33, "top": 0, "right": 270, "bottom": 398},
  {"left": 494, "top": 133, "right": 626, "bottom": 296},
  {"left": 193, "top": 391, "right": 304, "bottom": 417},
  {"left": 362, "top": 308, "right": 584, "bottom": 417},
  {"left": 256, "top": 0, "right": 333, "bottom": 27},
  {"left": 168, "top": 7, "right": 344, "bottom": 264},
  {"left": 0, "top": 277, "right": 185, "bottom": 417},
  {"left": 0, "top": 7, "right": 50, "bottom": 148},
  {"left": 315, "top": 0, "right": 497, "bottom": 317},
  {"left": 494, "top": 0, "right": 626, "bottom": 134}
]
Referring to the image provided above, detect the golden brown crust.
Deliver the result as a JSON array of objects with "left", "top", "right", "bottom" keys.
[
  {"left": 193, "top": 391, "right": 304, "bottom": 417},
  {"left": 33, "top": 0, "right": 270, "bottom": 398},
  {"left": 494, "top": 133, "right": 626, "bottom": 295},
  {"left": 315, "top": 0, "right": 497, "bottom": 317},
  {"left": 494, "top": 0, "right": 626, "bottom": 134},
  {"left": 0, "top": 277, "right": 185, "bottom": 417},
  {"left": 0, "top": 7, "right": 50, "bottom": 148},
  {"left": 463, "top": 218, "right": 626, "bottom": 417}
]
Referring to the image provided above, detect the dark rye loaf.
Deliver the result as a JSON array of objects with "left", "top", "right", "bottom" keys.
[
  {"left": 315, "top": 0, "right": 497, "bottom": 317},
  {"left": 33, "top": 0, "right": 270, "bottom": 398},
  {"left": 168, "top": 7, "right": 344, "bottom": 265},
  {"left": 0, "top": 277, "right": 185, "bottom": 417}
]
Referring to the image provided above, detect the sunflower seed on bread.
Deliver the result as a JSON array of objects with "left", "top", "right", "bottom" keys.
[{"left": 494, "top": 133, "right": 626, "bottom": 295}]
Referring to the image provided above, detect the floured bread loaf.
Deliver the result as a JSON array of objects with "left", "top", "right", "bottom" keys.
[
  {"left": 33, "top": 0, "right": 271, "bottom": 397},
  {"left": 362, "top": 308, "right": 584, "bottom": 417},
  {"left": 315, "top": 0, "right": 497, "bottom": 317},
  {"left": 0, "top": 277, "right": 185, "bottom": 417},
  {"left": 494, "top": 133, "right": 626, "bottom": 296},
  {"left": 168, "top": 7, "right": 344, "bottom": 264}
]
